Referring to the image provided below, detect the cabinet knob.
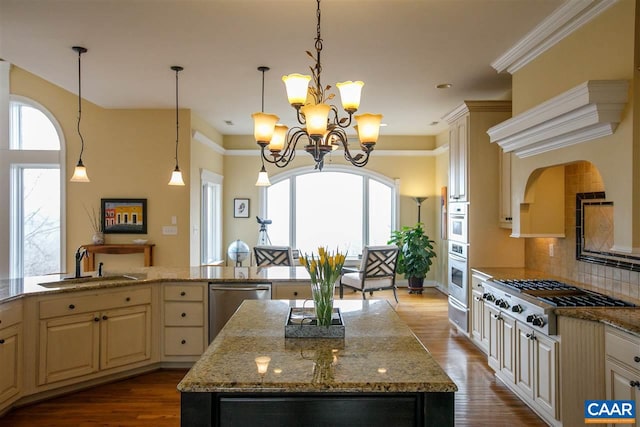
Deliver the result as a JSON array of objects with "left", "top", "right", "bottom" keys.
[
  {"left": 630, "top": 380, "right": 640, "bottom": 389},
  {"left": 181, "top": 313, "right": 186, "bottom": 317},
  {"left": 102, "top": 315, "right": 108, "bottom": 321},
  {"left": 125, "top": 297, "right": 131, "bottom": 302},
  {"left": 69, "top": 304, "right": 75, "bottom": 310},
  {"left": 180, "top": 291, "right": 186, "bottom": 296},
  {"left": 0, "top": 339, "right": 5, "bottom": 344},
  {"left": 94, "top": 317, "right": 100, "bottom": 322},
  {"left": 634, "top": 356, "right": 640, "bottom": 363},
  {"left": 181, "top": 339, "right": 186, "bottom": 345},
  {"left": 293, "top": 291, "right": 298, "bottom": 296}
]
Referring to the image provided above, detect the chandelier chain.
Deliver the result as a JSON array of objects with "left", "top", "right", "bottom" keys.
[{"left": 76, "top": 48, "right": 85, "bottom": 160}]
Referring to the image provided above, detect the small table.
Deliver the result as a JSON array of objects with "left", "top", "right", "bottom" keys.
[{"left": 81, "top": 244, "right": 155, "bottom": 271}]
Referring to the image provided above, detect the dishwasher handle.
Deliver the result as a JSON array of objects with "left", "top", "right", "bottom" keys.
[{"left": 209, "top": 285, "right": 271, "bottom": 292}]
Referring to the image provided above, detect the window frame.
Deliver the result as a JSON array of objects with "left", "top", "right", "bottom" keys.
[
  {"left": 2, "top": 92, "right": 66, "bottom": 278},
  {"left": 201, "top": 169, "right": 223, "bottom": 265},
  {"left": 258, "top": 165, "right": 400, "bottom": 256}
]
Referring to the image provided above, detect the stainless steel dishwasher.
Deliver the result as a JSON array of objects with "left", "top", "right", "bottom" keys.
[{"left": 208, "top": 282, "right": 271, "bottom": 342}]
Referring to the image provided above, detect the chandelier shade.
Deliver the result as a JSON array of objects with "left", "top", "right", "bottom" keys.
[
  {"left": 168, "top": 65, "right": 186, "bottom": 186},
  {"left": 252, "top": 0, "right": 382, "bottom": 175}
]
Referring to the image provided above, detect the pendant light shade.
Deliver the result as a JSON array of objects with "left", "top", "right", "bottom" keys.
[
  {"left": 255, "top": 164, "right": 271, "bottom": 187},
  {"left": 70, "top": 46, "right": 90, "bottom": 183},
  {"left": 168, "top": 65, "right": 185, "bottom": 186}
]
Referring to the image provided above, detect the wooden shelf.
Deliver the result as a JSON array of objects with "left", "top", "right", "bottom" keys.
[{"left": 81, "top": 244, "right": 155, "bottom": 271}]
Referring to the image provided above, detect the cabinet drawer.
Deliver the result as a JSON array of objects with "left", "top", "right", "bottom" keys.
[
  {"left": 0, "top": 300, "right": 22, "bottom": 329},
  {"left": 273, "top": 284, "right": 311, "bottom": 300},
  {"left": 164, "top": 327, "right": 205, "bottom": 356},
  {"left": 164, "top": 302, "right": 204, "bottom": 326},
  {"left": 164, "top": 284, "right": 204, "bottom": 301},
  {"left": 39, "top": 287, "right": 152, "bottom": 319},
  {"left": 606, "top": 327, "right": 640, "bottom": 369}
]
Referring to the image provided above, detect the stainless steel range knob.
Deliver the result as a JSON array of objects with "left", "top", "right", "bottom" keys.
[
  {"left": 494, "top": 299, "right": 504, "bottom": 307},
  {"left": 498, "top": 300, "right": 510, "bottom": 309},
  {"left": 511, "top": 304, "right": 523, "bottom": 313},
  {"left": 526, "top": 314, "right": 535, "bottom": 323},
  {"left": 483, "top": 293, "right": 495, "bottom": 302},
  {"left": 532, "top": 316, "right": 546, "bottom": 327}
]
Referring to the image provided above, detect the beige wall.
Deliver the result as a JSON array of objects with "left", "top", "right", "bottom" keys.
[
  {"left": 10, "top": 66, "right": 191, "bottom": 273},
  {"left": 221, "top": 137, "right": 441, "bottom": 281},
  {"left": 510, "top": 0, "right": 637, "bottom": 251},
  {"left": 433, "top": 130, "right": 450, "bottom": 289}
]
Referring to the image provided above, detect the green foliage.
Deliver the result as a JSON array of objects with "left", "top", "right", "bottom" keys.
[{"left": 388, "top": 223, "right": 437, "bottom": 279}]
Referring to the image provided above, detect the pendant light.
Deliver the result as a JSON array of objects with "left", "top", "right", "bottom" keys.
[
  {"left": 168, "top": 65, "right": 186, "bottom": 186},
  {"left": 254, "top": 66, "right": 271, "bottom": 187},
  {"left": 70, "top": 46, "right": 90, "bottom": 183}
]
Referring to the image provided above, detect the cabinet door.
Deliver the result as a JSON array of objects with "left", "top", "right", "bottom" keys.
[
  {"left": 534, "top": 332, "right": 558, "bottom": 419},
  {"left": 0, "top": 324, "right": 21, "bottom": 405},
  {"left": 498, "top": 148, "right": 512, "bottom": 228},
  {"left": 515, "top": 322, "right": 534, "bottom": 399},
  {"left": 471, "top": 290, "right": 486, "bottom": 352},
  {"left": 39, "top": 312, "right": 100, "bottom": 385},
  {"left": 606, "top": 359, "right": 640, "bottom": 427},
  {"left": 500, "top": 314, "right": 516, "bottom": 384},
  {"left": 449, "top": 116, "right": 469, "bottom": 202},
  {"left": 487, "top": 305, "right": 501, "bottom": 371},
  {"left": 100, "top": 305, "right": 151, "bottom": 370},
  {"left": 448, "top": 120, "right": 459, "bottom": 201}
]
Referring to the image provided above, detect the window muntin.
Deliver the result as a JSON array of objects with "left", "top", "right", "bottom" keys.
[{"left": 265, "top": 168, "right": 395, "bottom": 258}]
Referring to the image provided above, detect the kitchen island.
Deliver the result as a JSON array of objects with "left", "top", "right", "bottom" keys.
[{"left": 178, "top": 299, "right": 456, "bottom": 427}]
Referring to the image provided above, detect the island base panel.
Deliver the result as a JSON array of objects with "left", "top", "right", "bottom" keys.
[{"left": 181, "top": 392, "right": 454, "bottom": 427}]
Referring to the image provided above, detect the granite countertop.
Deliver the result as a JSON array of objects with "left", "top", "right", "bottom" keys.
[
  {"left": 0, "top": 266, "right": 312, "bottom": 303},
  {"left": 472, "top": 266, "right": 640, "bottom": 336},
  {"left": 178, "top": 299, "right": 457, "bottom": 394}
]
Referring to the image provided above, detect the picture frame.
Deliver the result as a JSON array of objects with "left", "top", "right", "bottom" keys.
[
  {"left": 101, "top": 198, "right": 147, "bottom": 234},
  {"left": 234, "top": 198, "right": 250, "bottom": 218}
]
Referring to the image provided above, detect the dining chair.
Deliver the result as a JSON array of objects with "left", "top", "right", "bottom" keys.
[
  {"left": 339, "top": 245, "right": 400, "bottom": 303},
  {"left": 253, "top": 245, "right": 294, "bottom": 266}
]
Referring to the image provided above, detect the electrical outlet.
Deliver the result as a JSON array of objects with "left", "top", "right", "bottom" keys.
[{"left": 548, "top": 243, "right": 554, "bottom": 257}]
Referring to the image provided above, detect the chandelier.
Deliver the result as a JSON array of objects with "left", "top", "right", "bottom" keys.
[{"left": 252, "top": 0, "right": 382, "bottom": 182}]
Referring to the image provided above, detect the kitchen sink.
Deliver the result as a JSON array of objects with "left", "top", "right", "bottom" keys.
[{"left": 38, "top": 274, "right": 140, "bottom": 288}]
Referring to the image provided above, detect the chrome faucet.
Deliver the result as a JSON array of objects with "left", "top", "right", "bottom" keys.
[{"left": 74, "top": 247, "right": 87, "bottom": 278}]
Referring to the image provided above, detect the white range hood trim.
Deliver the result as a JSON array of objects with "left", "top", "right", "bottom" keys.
[{"left": 487, "top": 80, "right": 628, "bottom": 158}]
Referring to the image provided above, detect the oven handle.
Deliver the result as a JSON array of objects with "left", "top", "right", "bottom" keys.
[{"left": 448, "top": 253, "right": 466, "bottom": 263}]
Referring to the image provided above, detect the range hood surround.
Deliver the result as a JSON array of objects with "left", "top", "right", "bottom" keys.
[{"left": 487, "top": 80, "right": 629, "bottom": 158}]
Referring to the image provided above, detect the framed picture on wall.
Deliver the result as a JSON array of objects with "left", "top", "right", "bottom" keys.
[
  {"left": 101, "top": 198, "right": 148, "bottom": 234},
  {"left": 234, "top": 198, "right": 250, "bottom": 218}
]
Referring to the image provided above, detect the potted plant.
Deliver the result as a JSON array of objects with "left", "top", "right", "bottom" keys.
[{"left": 388, "top": 223, "right": 437, "bottom": 294}]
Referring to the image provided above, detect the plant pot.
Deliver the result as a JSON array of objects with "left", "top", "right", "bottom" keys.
[{"left": 407, "top": 277, "right": 424, "bottom": 294}]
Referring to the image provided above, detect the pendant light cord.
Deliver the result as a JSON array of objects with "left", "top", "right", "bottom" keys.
[
  {"left": 171, "top": 66, "right": 183, "bottom": 169},
  {"left": 76, "top": 48, "right": 85, "bottom": 161}
]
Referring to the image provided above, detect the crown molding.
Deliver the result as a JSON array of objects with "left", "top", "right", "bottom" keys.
[
  {"left": 192, "top": 130, "right": 225, "bottom": 154},
  {"left": 492, "top": 0, "right": 618, "bottom": 74},
  {"left": 487, "top": 80, "right": 628, "bottom": 158},
  {"left": 442, "top": 101, "right": 512, "bottom": 124}
]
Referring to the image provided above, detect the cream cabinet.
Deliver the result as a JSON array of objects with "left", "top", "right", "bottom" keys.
[
  {"left": 0, "top": 300, "right": 23, "bottom": 411},
  {"left": 470, "top": 272, "right": 490, "bottom": 354},
  {"left": 515, "top": 322, "right": 559, "bottom": 421},
  {"left": 486, "top": 305, "right": 515, "bottom": 383},
  {"left": 161, "top": 283, "right": 207, "bottom": 360},
  {"left": 605, "top": 326, "right": 640, "bottom": 426},
  {"left": 37, "top": 286, "right": 153, "bottom": 386},
  {"left": 448, "top": 114, "right": 469, "bottom": 202},
  {"left": 273, "top": 283, "right": 312, "bottom": 300},
  {"left": 498, "top": 148, "right": 513, "bottom": 228}
]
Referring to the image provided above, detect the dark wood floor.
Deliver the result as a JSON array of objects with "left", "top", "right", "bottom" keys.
[{"left": 0, "top": 288, "right": 547, "bottom": 426}]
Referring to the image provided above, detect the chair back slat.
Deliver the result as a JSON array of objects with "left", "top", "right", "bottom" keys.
[
  {"left": 363, "top": 246, "right": 399, "bottom": 278},
  {"left": 254, "top": 246, "right": 293, "bottom": 266}
]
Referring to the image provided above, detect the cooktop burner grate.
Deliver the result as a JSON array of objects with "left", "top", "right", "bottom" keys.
[
  {"left": 493, "top": 278, "right": 579, "bottom": 292},
  {"left": 539, "top": 292, "right": 636, "bottom": 308}
]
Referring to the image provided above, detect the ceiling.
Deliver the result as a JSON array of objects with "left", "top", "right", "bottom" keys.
[{"left": 0, "top": 0, "right": 564, "bottom": 138}]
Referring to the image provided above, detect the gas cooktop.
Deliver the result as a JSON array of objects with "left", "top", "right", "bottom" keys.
[{"left": 492, "top": 278, "right": 635, "bottom": 308}]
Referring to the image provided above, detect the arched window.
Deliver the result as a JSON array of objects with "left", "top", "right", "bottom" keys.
[
  {"left": 6, "top": 96, "right": 65, "bottom": 277},
  {"left": 260, "top": 166, "right": 399, "bottom": 257}
]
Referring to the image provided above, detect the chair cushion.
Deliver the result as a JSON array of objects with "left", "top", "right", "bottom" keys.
[
  {"left": 341, "top": 272, "right": 393, "bottom": 291},
  {"left": 341, "top": 272, "right": 362, "bottom": 288}
]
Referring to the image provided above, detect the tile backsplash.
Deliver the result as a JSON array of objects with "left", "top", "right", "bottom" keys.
[{"left": 525, "top": 161, "right": 640, "bottom": 300}]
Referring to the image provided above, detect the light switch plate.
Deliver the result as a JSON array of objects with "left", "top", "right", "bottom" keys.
[
  {"left": 163, "top": 225, "right": 178, "bottom": 235},
  {"left": 171, "top": 216, "right": 177, "bottom": 225}
]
